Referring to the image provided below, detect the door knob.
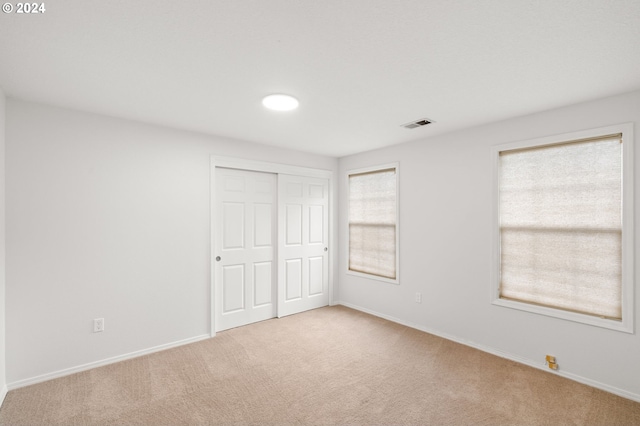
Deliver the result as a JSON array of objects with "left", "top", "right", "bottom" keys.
[
  {"left": 216, "top": 256, "right": 221, "bottom": 261},
  {"left": 324, "top": 247, "right": 328, "bottom": 252}
]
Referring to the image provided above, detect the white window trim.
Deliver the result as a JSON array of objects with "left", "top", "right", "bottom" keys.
[
  {"left": 346, "top": 162, "right": 400, "bottom": 285},
  {"left": 490, "top": 123, "right": 634, "bottom": 333}
]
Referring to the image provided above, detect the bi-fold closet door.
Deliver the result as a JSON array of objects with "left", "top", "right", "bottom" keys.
[{"left": 214, "top": 167, "right": 329, "bottom": 332}]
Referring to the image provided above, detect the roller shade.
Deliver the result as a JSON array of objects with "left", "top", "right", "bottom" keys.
[
  {"left": 349, "top": 168, "right": 397, "bottom": 279},
  {"left": 499, "top": 135, "right": 622, "bottom": 319}
]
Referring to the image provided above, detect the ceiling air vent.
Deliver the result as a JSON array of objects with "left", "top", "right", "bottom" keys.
[{"left": 402, "top": 118, "right": 433, "bottom": 129}]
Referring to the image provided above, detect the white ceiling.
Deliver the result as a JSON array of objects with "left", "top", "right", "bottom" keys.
[{"left": 1, "top": 1, "right": 639, "bottom": 157}]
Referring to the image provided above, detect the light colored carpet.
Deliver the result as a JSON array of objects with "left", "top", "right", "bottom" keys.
[{"left": 1, "top": 305, "right": 639, "bottom": 425}]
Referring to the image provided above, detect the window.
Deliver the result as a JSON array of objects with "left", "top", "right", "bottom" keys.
[
  {"left": 347, "top": 164, "right": 399, "bottom": 283},
  {"left": 492, "top": 124, "right": 634, "bottom": 332}
]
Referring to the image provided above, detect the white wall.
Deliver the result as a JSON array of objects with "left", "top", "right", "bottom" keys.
[
  {"left": 0, "top": 88, "right": 7, "bottom": 402},
  {"left": 5, "top": 99, "right": 337, "bottom": 385},
  {"left": 338, "top": 90, "right": 640, "bottom": 401}
]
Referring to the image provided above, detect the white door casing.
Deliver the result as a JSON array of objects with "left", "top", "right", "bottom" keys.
[
  {"left": 278, "top": 174, "right": 330, "bottom": 317},
  {"left": 214, "top": 168, "right": 277, "bottom": 332}
]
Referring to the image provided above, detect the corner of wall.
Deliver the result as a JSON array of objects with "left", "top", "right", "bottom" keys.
[{"left": 0, "top": 88, "right": 7, "bottom": 406}]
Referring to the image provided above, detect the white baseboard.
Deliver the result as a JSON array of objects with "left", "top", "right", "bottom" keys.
[
  {"left": 337, "top": 301, "right": 640, "bottom": 403},
  {"left": 7, "top": 334, "right": 210, "bottom": 391}
]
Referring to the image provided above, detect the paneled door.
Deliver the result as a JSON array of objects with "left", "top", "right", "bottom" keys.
[
  {"left": 214, "top": 168, "right": 277, "bottom": 331},
  {"left": 278, "top": 174, "right": 329, "bottom": 317}
]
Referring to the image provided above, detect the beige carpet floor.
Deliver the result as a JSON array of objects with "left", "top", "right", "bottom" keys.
[{"left": 1, "top": 305, "right": 639, "bottom": 425}]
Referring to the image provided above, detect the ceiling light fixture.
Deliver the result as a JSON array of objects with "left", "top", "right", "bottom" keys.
[{"left": 262, "top": 94, "right": 299, "bottom": 111}]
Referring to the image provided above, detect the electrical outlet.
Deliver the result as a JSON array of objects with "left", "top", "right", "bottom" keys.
[
  {"left": 415, "top": 292, "right": 422, "bottom": 303},
  {"left": 93, "top": 318, "right": 105, "bottom": 333}
]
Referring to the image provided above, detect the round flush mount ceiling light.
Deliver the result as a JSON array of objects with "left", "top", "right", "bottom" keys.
[{"left": 262, "top": 94, "right": 299, "bottom": 111}]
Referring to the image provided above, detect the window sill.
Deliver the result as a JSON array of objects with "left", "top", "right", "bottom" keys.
[
  {"left": 347, "top": 269, "right": 399, "bottom": 285},
  {"left": 492, "top": 297, "right": 633, "bottom": 333}
]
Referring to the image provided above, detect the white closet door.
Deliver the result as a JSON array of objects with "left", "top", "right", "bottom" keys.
[
  {"left": 278, "top": 174, "right": 329, "bottom": 317},
  {"left": 214, "top": 168, "right": 277, "bottom": 331}
]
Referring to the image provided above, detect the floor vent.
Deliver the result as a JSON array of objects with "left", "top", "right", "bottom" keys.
[{"left": 402, "top": 118, "right": 433, "bottom": 129}]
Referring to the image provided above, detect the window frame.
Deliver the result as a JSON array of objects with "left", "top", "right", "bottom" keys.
[
  {"left": 346, "top": 162, "right": 400, "bottom": 285},
  {"left": 490, "top": 123, "right": 634, "bottom": 333}
]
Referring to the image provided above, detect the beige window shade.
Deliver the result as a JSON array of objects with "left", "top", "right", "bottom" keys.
[
  {"left": 499, "top": 135, "right": 623, "bottom": 319},
  {"left": 349, "top": 168, "right": 397, "bottom": 279}
]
